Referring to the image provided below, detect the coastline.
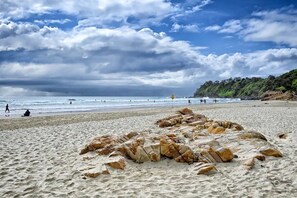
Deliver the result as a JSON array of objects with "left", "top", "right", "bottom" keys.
[
  {"left": 1, "top": 100, "right": 297, "bottom": 197},
  {"left": 0, "top": 100, "right": 252, "bottom": 131}
]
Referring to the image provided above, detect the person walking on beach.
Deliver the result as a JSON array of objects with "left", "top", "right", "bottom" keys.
[{"left": 5, "top": 104, "right": 10, "bottom": 113}]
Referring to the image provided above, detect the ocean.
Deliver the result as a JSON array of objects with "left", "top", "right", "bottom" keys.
[{"left": 0, "top": 96, "right": 241, "bottom": 117}]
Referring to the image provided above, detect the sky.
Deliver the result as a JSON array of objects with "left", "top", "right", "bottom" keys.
[{"left": 0, "top": 0, "right": 297, "bottom": 97}]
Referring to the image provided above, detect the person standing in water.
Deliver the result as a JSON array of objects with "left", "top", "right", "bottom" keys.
[{"left": 5, "top": 104, "right": 10, "bottom": 113}]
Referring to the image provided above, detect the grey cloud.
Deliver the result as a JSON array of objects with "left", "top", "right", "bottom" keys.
[
  {"left": 0, "top": 20, "right": 39, "bottom": 39},
  {"left": 0, "top": 20, "right": 297, "bottom": 96}
]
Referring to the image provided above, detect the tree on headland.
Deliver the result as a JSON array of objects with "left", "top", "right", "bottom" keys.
[{"left": 194, "top": 69, "right": 297, "bottom": 99}]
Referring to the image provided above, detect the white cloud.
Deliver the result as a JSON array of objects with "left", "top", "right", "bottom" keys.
[
  {"left": 0, "top": 0, "right": 174, "bottom": 27},
  {"left": 171, "top": 23, "right": 199, "bottom": 32},
  {"left": 172, "top": 0, "right": 213, "bottom": 19},
  {"left": 0, "top": 19, "right": 39, "bottom": 39},
  {"left": 34, "top": 19, "right": 71, "bottom": 25},
  {"left": 205, "top": 20, "right": 242, "bottom": 33},
  {"left": 205, "top": 7, "right": 297, "bottom": 47},
  {"left": 205, "top": 25, "right": 220, "bottom": 31},
  {"left": 0, "top": 19, "right": 296, "bottom": 95},
  {"left": 241, "top": 9, "right": 297, "bottom": 47},
  {"left": 1, "top": 3, "right": 297, "bottom": 96}
]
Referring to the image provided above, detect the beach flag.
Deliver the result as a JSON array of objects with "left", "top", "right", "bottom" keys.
[{"left": 171, "top": 94, "right": 175, "bottom": 100}]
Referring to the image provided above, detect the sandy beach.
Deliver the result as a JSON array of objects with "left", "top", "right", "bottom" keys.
[{"left": 1, "top": 100, "right": 297, "bottom": 197}]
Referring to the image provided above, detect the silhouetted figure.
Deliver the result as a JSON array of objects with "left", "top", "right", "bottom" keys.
[
  {"left": 188, "top": 99, "right": 191, "bottom": 104},
  {"left": 5, "top": 104, "right": 10, "bottom": 113},
  {"left": 70, "top": 101, "right": 72, "bottom": 104},
  {"left": 214, "top": 99, "right": 218, "bottom": 103},
  {"left": 200, "top": 99, "right": 203, "bottom": 103},
  {"left": 203, "top": 99, "right": 206, "bottom": 103},
  {"left": 23, "top": 109, "right": 30, "bottom": 117}
]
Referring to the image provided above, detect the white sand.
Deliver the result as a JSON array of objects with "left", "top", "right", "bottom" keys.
[{"left": 1, "top": 101, "right": 297, "bottom": 197}]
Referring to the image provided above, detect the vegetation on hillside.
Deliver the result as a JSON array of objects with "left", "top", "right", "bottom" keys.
[{"left": 194, "top": 69, "right": 297, "bottom": 99}]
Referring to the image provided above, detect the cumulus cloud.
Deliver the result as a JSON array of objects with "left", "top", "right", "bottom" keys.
[
  {"left": 0, "top": 20, "right": 39, "bottom": 39},
  {"left": 0, "top": 0, "right": 174, "bottom": 27},
  {"left": 0, "top": 2, "right": 296, "bottom": 96},
  {"left": 205, "top": 7, "right": 297, "bottom": 47},
  {"left": 0, "top": 19, "right": 296, "bottom": 96},
  {"left": 241, "top": 8, "right": 297, "bottom": 46}
]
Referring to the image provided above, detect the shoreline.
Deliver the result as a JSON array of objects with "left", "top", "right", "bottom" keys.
[{"left": 0, "top": 100, "right": 295, "bottom": 131}]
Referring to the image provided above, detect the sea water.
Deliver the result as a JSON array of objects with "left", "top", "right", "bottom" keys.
[{"left": 0, "top": 96, "right": 241, "bottom": 117}]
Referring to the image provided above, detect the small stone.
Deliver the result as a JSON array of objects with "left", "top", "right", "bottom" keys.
[
  {"left": 197, "top": 164, "right": 216, "bottom": 175},
  {"left": 83, "top": 166, "right": 110, "bottom": 178},
  {"left": 253, "top": 154, "right": 266, "bottom": 161},
  {"left": 215, "top": 147, "right": 233, "bottom": 162},
  {"left": 243, "top": 158, "right": 255, "bottom": 170},
  {"left": 260, "top": 147, "right": 283, "bottom": 157},
  {"left": 277, "top": 133, "right": 288, "bottom": 139},
  {"left": 105, "top": 158, "right": 126, "bottom": 170},
  {"left": 239, "top": 131, "right": 267, "bottom": 141}
]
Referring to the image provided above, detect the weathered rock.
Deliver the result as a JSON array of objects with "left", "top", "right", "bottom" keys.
[
  {"left": 126, "top": 131, "right": 140, "bottom": 139},
  {"left": 158, "top": 120, "right": 172, "bottom": 128},
  {"left": 143, "top": 143, "right": 161, "bottom": 162},
  {"left": 83, "top": 165, "right": 110, "bottom": 178},
  {"left": 200, "top": 148, "right": 219, "bottom": 163},
  {"left": 96, "top": 145, "right": 114, "bottom": 155},
  {"left": 243, "top": 158, "right": 255, "bottom": 170},
  {"left": 232, "top": 124, "right": 244, "bottom": 131},
  {"left": 174, "top": 144, "right": 197, "bottom": 163},
  {"left": 80, "top": 108, "right": 282, "bottom": 177},
  {"left": 196, "top": 163, "right": 217, "bottom": 175},
  {"left": 195, "top": 139, "right": 221, "bottom": 148},
  {"left": 253, "top": 154, "right": 266, "bottom": 161},
  {"left": 80, "top": 135, "right": 117, "bottom": 154},
  {"left": 80, "top": 147, "right": 89, "bottom": 155},
  {"left": 177, "top": 108, "right": 193, "bottom": 115},
  {"left": 188, "top": 120, "right": 205, "bottom": 126},
  {"left": 239, "top": 131, "right": 267, "bottom": 141},
  {"left": 208, "top": 126, "right": 226, "bottom": 134},
  {"left": 160, "top": 138, "right": 180, "bottom": 159},
  {"left": 180, "top": 150, "right": 197, "bottom": 164},
  {"left": 108, "top": 151, "right": 123, "bottom": 157},
  {"left": 134, "top": 146, "right": 150, "bottom": 163},
  {"left": 105, "top": 158, "right": 126, "bottom": 170},
  {"left": 215, "top": 147, "right": 233, "bottom": 162},
  {"left": 260, "top": 147, "right": 283, "bottom": 157}
]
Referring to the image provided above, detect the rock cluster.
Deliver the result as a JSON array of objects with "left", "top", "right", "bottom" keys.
[
  {"left": 261, "top": 91, "right": 297, "bottom": 101},
  {"left": 80, "top": 108, "right": 282, "bottom": 177}
]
